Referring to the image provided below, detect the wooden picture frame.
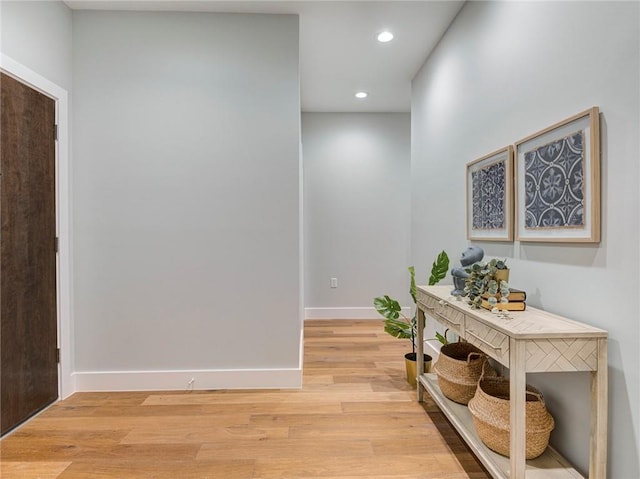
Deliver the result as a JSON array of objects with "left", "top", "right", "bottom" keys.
[
  {"left": 514, "top": 107, "right": 600, "bottom": 242},
  {"left": 466, "top": 146, "right": 514, "bottom": 241}
]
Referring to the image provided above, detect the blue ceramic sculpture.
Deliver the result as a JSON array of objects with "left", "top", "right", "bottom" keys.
[{"left": 451, "top": 246, "right": 484, "bottom": 296}]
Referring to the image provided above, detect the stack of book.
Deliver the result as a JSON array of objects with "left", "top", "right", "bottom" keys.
[{"left": 480, "top": 288, "right": 526, "bottom": 311}]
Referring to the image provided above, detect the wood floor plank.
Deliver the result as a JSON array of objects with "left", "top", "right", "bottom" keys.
[
  {"left": 302, "top": 374, "right": 335, "bottom": 385},
  {"left": 0, "top": 320, "right": 487, "bottom": 479},
  {"left": 143, "top": 391, "right": 411, "bottom": 405},
  {"left": 288, "top": 382, "right": 373, "bottom": 392},
  {"left": 288, "top": 424, "right": 442, "bottom": 440},
  {"left": 332, "top": 374, "right": 404, "bottom": 384},
  {"left": 89, "top": 402, "right": 342, "bottom": 416},
  {"left": 303, "top": 342, "right": 382, "bottom": 351},
  {"left": 371, "top": 436, "right": 469, "bottom": 456},
  {"left": 58, "top": 460, "right": 256, "bottom": 479},
  {"left": 54, "top": 392, "right": 152, "bottom": 407},
  {"left": 252, "top": 454, "right": 476, "bottom": 478},
  {"left": 39, "top": 405, "right": 99, "bottom": 418},
  {"left": 18, "top": 414, "right": 253, "bottom": 432},
  {"left": 302, "top": 367, "right": 404, "bottom": 376},
  {"left": 0, "top": 462, "right": 71, "bottom": 479},
  {"left": 303, "top": 360, "right": 380, "bottom": 368},
  {"left": 2, "top": 439, "right": 200, "bottom": 462},
  {"left": 340, "top": 400, "right": 430, "bottom": 414},
  {"left": 121, "top": 425, "right": 290, "bottom": 444},
  {"left": 288, "top": 475, "right": 485, "bottom": 479},
  {"left": 248, "top": 412, "right": 432, "bottom": 428},
  {"left": 197, "top": 438, "right": 373, "bottom": 460}
]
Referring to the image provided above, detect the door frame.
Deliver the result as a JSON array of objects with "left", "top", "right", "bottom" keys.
[{"left": 1, "top": 54, "right": 74, "bottom": 399}]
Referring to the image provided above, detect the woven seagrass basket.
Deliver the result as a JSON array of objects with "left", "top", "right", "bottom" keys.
[
  {"left": 468, "top": 373, "right": 555, "bottom": 459},
  {"left": 432, "top": 342, "right": 496, "bottom": 405}
]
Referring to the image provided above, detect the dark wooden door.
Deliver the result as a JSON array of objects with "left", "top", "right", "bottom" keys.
[{"left": 1, "top": 72, "right": 58, "bottom": 435}]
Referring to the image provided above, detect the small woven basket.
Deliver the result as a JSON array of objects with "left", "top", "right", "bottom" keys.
[
  {"left": 432, "top": 342, "right": 496, "bottom": 405},
  {"left": 468, "top": 371, "right": 555, "bottom": 459}
]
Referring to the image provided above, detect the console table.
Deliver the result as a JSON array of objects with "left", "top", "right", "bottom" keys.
[{"left": 415, "top": 285, "right": 607, "bottom": 479}]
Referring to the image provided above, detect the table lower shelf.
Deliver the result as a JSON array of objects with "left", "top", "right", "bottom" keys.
[{"left": 420, "top": 373, "right": 584, "bottom": 479}]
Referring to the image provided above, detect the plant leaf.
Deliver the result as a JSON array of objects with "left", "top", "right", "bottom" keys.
[
  {"left": 373, "top": 295, "right": 401, "bottom": 320},
  {"left": 428, "top": 250, "right": 450, "bottom": 285},
  {"left": 435, "top": 331, "right": 449, "bottom": 345},
  {"left": 384, "top": 318, "right": 412, "bottom": 339},
  {"left": 408, "top": 266, "right": 416, "bottom": 304}
]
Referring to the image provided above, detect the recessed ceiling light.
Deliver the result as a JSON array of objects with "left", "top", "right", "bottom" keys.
[
  {"left": 355, "top": 92, "right": 368, "bottom": 99},
  {"left": 377, "top": 31, "right": 394, "bottom": 43}
]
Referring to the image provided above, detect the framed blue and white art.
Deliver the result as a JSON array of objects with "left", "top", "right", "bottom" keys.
[
  {"left": 466, "top": 146, "right": 514, "bottom": 241},
  {"left": 514, "top": 107, "right": 600, "bottom": 242}
]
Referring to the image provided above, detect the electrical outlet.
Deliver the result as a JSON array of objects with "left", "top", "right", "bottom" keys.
[{"left": 330, "top": 277, "right": 338, "bottom": 288}]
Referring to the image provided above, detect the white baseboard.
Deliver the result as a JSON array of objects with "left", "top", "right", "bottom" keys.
[
  {"left": 424, "top": 340, "right": 441, "bottom": 361},
  {"left": 73, "top": 368, "right": 302, "bottom": 392},
  {"left": 304, "top": 306, "right": 410, "bottom": 320}
]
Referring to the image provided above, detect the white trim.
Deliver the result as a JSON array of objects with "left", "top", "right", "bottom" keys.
[
  {"left": 304, "top": 306, "right": 411, "bottom": 320},
  {"left": 0, "top": 54, "right": 74, "bottom": 399},
  {"left": 424, "top": 339, "right": 441, "bottom": 361},
  {"left": 298, "top": 139, "right": 305, "bottom": 371},
  {"left": 73, "top": 368, "right": 302, "bottom": 392}
]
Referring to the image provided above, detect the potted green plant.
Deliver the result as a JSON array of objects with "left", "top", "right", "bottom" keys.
[
  {"left": 463, "top": 258, "right": 510, "bottom": 309},
  {"left": 374, "top": 251, "right": 450, "bottom": 386}
]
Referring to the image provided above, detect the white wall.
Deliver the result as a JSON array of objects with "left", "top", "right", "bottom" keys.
[
  {"left": 0, "top": 0, "right": 72, "bottom": 91},
  {"left": 72, "top": 11, "right": 302, "bottom": 389},
  {"left": 412, "top": 1, "right": 639, "bottom": 477},
  {"left": 302, "top": 113, "right": 411, "bottom": 319}
]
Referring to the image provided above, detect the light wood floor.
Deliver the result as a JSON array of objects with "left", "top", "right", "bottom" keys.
[{"left": 0, "top": 320, "right": 488, "bottom": 478}]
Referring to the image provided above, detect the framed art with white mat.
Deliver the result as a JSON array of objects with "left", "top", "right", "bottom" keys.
[
  {"left": 466, "top": 146, "right": 514, "bottom": 242},
  {"left": 514, "top": 107, "right": 600, "bottom": 243}
]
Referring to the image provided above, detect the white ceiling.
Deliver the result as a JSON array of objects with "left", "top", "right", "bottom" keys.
[{"left": 64, "top": 1, "right": 465, "bottom": 112}]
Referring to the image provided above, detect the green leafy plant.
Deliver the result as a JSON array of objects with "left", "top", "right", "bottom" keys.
[
  {"left": 463, "top": 258, "right": 510, "bottom": 309},
  {"left": 373, "top": 251, "right": 450, "bottom": 353},
  {"left": 428, "top": 251, "right": 450, "bottom": 287}
]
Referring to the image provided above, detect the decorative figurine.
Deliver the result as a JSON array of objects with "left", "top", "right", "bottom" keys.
[{"left": 451, "top": 246, "right": 484, "bottom": 296}]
